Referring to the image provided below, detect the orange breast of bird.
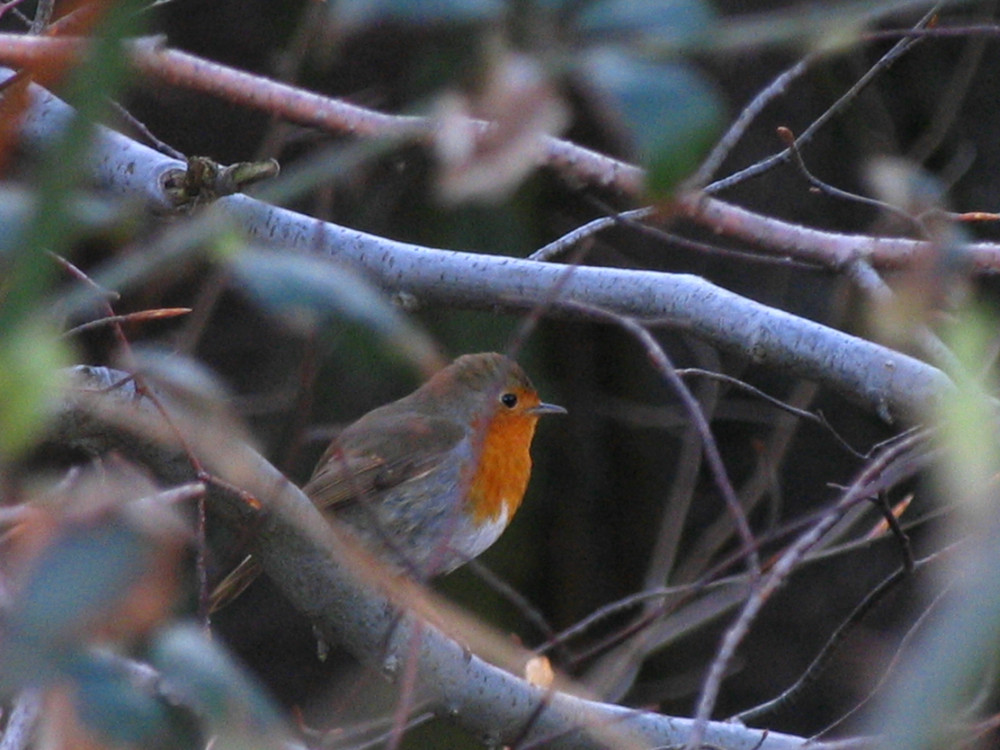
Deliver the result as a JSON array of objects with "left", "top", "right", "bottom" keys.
[{"left": 464, "top": 386, "right": 540, "bottom": 525}]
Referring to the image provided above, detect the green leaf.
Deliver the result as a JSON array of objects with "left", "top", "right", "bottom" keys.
[
  {"left": 151, "top": 625, "right": 285, "bottom": 749},
  {"left": 13, "top": 519, "right": 151, "bottom": 643},
  {"left": 0, "top": 188, "right": 31, "bottom": 256},
  {"left": 233, "top": 249, "right": 441, "bottom": 371},
  {"left": 583, "top": 49, "right": 724, "bottom": 196},
  {"left": 0, "top": 189, "right": 134, "bottom": 258},
  {"left": 69, "top": 651, "right": 201, "bottom": 750},
  {"left": 0, "top": 513, "right": 154, "bottom": 692},
  {"left": 332, "top": 0, "right": 503, "bottom": 29},
  {"left": 0, "top": 324, "right": 71, "bottom": 460},
  {"left": 578, "top": 0, "right": 717, "bottom": 47}
]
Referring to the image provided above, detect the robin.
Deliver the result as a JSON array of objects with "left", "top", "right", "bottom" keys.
[{"left": 211, "top": 352, "right": 564, "bottom": 610}]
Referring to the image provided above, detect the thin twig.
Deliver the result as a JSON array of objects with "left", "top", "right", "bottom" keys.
[
  {"left": 529, "top": 208, "right": 653, "bottom": 262},
  {"left": 109, "top": 99, "right": 185, "bottom": 159},
  {"left": 26, "top": 0, "right": 52, "bottom": 34},
  {"left": 704, "top": 5, "right": 939, "bottom": 195},
  {"left": 685, "top": 429, "right": 930, "bottom": 750},
  {"left": 777, "top": 125, "right": 927, "bottom": 236},
  {"left": 906, "top": 4, "right": 995, "bottom": 164},
  {"left": 674, "top": 367, "right": 863, "bottom": 458},
  {"left": 61, "top": 308, "right": 191, "bottom": 337},
  {"left": 466, "top": 559, "right": 565, "bottom": 659},
  {"left": 0, "top": 0, "right": 31, "bottom": 25},
  {"left": 580, "top": 194, "right": 826, "bottom": 271},
  {"left": 52, "top": 254, "right": 229, "bottom": 625},
  {"left": 555, "top": 299, "right": 761, "bottom": 580},
  {"left": 536, "top": 583, "right": 706, "bottom": 658},
  {"left": 688, "top": 56, "right": 812, "bottom": 189},
  {"left": 811, "top": 575, "right": 954, "bottom": 739},
  {"left": 871, "top": 493, "right": 914, "bottom": 573},
  {"left": 735, "top": 566, "right": 911, "bottom": 724},
  {"left": 641, "top": 343, "right": 720, "bottom": 599},
  {"left": 864, "top": 24, "right": 1000, "bottom": 42}
]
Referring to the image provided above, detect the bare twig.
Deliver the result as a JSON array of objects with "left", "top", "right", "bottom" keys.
[
  {"left": 735, "top": 565, "right": 912, "bottom": 724},
  {"left": 529, "top": 208, "right": 654, "bottom": 262},
  {"left": 812, "top": 574, "right": 954, "bottom": 739},
  {"left": 703, "top": 6, "right": 939, "bottom": 195},
  {"left": 778, "top": 126, "right": 927, "bottom": 236},
  {"left": 555, "top": 299, "right": 761, "bottom": 580},
  {"left": 26, "top": 0, "right": 52, "bottom": 34},
  {"left": 674, "top": 367, "right": 863, "bottom": 458},
  {"left": 537, "top": 583, "right": 705, "bottom": 658},
  {"left": 109, "top": 99, "right": 185, "bottom": 159},
  {"left": 61, "top": 308, "right": 191, "bottom": 337},
  {"left": 688, "top": 56, "right": 812, "bottom": 189},
  {"left": 685, "top": 430, "right": 931, "bottom": 750},
  {"left": 467, "top": 559, "right": 563, "bottom": 656},
  {"left": 0, "top": 0, "right": 30, "bottom": 25},
  {"left": 906, "top": 5, "right": 995, "bottom": 164}
]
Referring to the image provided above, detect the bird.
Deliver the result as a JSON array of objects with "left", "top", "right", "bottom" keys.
[{"left": 210, "top": 352, "right": 564, "bottom": 611}]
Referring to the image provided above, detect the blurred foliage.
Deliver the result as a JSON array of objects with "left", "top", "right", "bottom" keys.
[
  {"left": 233, "top": 248, "right": 443, "bottom": 373},
  {"left": 0, "top": 0, "right": 145, "bottom": 460}
]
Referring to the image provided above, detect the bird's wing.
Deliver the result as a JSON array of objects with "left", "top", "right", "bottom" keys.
[
  {"left": 210, "top": 413, "right": 466, "bottom": 612},
  {"left": 302, "top": 411, "right": 466, "bottom": 512}
]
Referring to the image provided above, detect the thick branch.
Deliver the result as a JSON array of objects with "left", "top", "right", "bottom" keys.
[{"left": 223, "top": 193, "right": 952, "bottom": 423}]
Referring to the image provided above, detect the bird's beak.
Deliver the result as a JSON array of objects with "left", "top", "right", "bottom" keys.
[{"left": 529, "top": 402, "right": 567, "bottom": 416}]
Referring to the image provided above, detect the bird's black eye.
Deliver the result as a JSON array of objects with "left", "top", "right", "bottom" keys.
[{"left": 500, "top": 392, "right": 518, "bottom": 409}]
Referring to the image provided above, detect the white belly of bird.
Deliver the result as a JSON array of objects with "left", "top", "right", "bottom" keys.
[{"left": 452, "top": 503, "right": 510, "bottom": 563}]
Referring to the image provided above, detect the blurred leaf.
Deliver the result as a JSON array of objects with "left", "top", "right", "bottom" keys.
[
  {"left": 0, "top": 517, "right": 150, "bottom": 692},
  {"left": 874, "top": 306, "right": 1000, "bottom": 750},
  {"left": 938, "top": 309, "right": 998, "bottom": 500},
  {"left": 68, "top": 651, "right": 200, "bottom": 750},
  {"left": 0, "top": 323, "right": 71, "bottom": 460},
  {"left": 331, "top": 0, "right": 503, "bottom": 29},
  {"left": 127, "top": 346, "right": 241, "bottom": 426},
  {"left": 434, "top": 52, "right": 568, "bottom": 203},
  {"left": 0, "top": 189, "right": 134, "bottom": 258},
  {"left": 0, "top": 468, "right": 187, "bottom": 693},
  {"left": 0, "top": 188, "right": 31, "bottom": 255},
  {"left": 151, "top": 625, "right": 286, "bottom": 749},
  {"left": 583, "top": 49, "right": 724, "bottom": 196},
  {"left": 232, "top": 249, "right": 443, "bottom": 372},
  {"left": 578, "top": 0, "right": 716, "bottom": 46},
  {"left": 12, "top": 519, "right": 152, "bottom": 644},
  {"left": 1, "top": 0, "right": 143, "bottom": 332}
]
